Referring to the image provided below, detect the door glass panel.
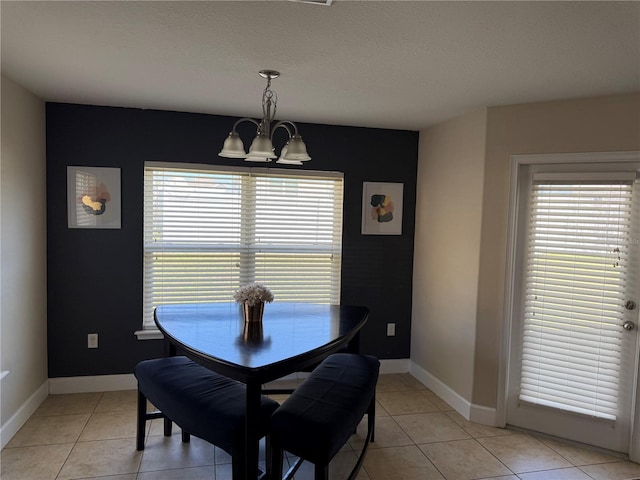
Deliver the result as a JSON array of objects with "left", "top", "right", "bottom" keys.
[{"left": 519, "top": 175, "right": 634, "bottom": 420}]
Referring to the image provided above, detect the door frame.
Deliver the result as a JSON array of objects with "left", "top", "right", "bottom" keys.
[{"left": 497, "top": 150, "right": 640, "bottom": 459}]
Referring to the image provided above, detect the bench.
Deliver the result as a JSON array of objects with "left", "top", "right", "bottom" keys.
[
  {"left": 134, "top": 356, "right": 279, "bottom": 479},
  {"left": 269, "top": 353, "right": 380, "bottom": 480}
]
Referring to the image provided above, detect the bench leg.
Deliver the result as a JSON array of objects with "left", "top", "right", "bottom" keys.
[
  {"left": 370, "top": 396, "right": 376, "bottom": 443},
  {"left": 163, "top": 416, "right": 172, "bottom": 437},
  {"left": 270, "top": 440, "right": 283, "bottom": 480},
  {"left": 264, "top": 435, "right": 272, "bottom": 477},
  {"left": 315, "top": 463, "right": 329, "bottom": 480},
  {"left": 136, "top": 389, "right": 147, "bottom": 451},
  {"left": 232, "top": 449, "right": 246, "bottom": 480},
  {"left": 181, "top": 430, "right": 190, "bottom": 443},
  {"left": 346, "top": 396, "right": 376, "bottom": 480}
]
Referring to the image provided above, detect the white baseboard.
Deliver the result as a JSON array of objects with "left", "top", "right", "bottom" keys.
[
  {"left": 469, "top": 403, "right": 499, "bottom": 427},
  {"left": 49, "top": 374, "right": 137, "bottom": 394},
  {"left": 3, "top": 359, "right": 493, "bottom": 448},
  {"left": 409, "top": 361, "right": 472, "bottom": 417},
  {"left": 1, "top": 380, "right": 49, "bottom": 449},
  {"left": 45, "top": 360, "right": 490, "bottom": 421},
  {"left": 46, "top": 358, "right": 410, "bottom": 394},
  {"left": 409, "top": 361, "right": 498, "bottom": 426}
]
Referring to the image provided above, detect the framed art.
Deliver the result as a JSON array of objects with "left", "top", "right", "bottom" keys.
[
  {"left": 67, "top": 166, "right": 121, "bottom": 229},
  {"left": 361, "top": 182, "right": 404, "bottom": 235}
]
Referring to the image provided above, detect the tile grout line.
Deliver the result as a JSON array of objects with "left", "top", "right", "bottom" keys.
[
  {"left": 471, "top": 436, "right": 521, "bottom": 479},
  {"left": 6, "top": 380, "right": 640, "bottom": 480},
  {"left": 529, "top": 436, "right": 602, "bottom": 480},
  {"left": 412, "top": 442, "right": 449, "bottom": 480}
]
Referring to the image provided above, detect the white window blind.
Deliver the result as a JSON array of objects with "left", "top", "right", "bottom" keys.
[
  {"left": 519, "top": 173, "right": 636, "bottom": 420},
  {"left": 143, "top": 163, "right": 343, "bottom": 329}
]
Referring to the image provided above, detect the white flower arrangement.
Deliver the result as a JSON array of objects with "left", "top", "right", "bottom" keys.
[{"left": 233, "top": 282, "right": 274, "bottom": 306}]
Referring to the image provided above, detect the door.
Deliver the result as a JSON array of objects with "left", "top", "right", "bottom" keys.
[{"left": 507, "top": 159, "right": 640, "bottom": 453}]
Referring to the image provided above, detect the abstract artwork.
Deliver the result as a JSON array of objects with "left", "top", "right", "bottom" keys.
[
  {"left": 361, "top": 182, "right": 403, "bottom": 235},
  {"left": 67, "top": 166, "right": 121, "bottom": 229}
]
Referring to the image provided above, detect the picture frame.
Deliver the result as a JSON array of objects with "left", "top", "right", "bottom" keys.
[
  {"left": 67, "top": 166, "right": 121, "bottom": 229},
  {"left": 361, "top": 182, "right": 403, "bottom": 235}
]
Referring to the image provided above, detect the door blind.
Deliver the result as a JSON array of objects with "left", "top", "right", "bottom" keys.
[
  {"left": 143, "top": 163, "right": 343, "bottom": 329},
  {"left": 519, "top": 173, "right": 635, "bottom": 420}
]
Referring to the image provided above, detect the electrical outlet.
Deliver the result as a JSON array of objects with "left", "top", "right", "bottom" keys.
[
  {"left": 87, "top": 333, "right": 98, "bottom": 349},
  {"left": 386, "top": 323, "right": 396, "bottom": 336}
]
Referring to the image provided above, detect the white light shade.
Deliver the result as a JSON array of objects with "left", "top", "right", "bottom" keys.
[
  {"left": 247, "top": 134, "right": 277, "bottom": 159},
  {"left": 245, "top": 154, "right": 272, "bottom": 162},
  {"left": 219, "top": 132, "right": 246, "bottom": 158},
  {"left": 280, "top": 135, "right": 311, "bottom": 162},
  {"left": 276, "top": 145, "right": 302, "bottom": 165},
  {"left": 276, "top": 158, "right": 303, "bottom": 165}
]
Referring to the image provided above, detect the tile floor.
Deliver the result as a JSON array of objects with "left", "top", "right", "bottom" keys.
[{"left": 3, "top": 373, "right": 640, "bottom": 479}]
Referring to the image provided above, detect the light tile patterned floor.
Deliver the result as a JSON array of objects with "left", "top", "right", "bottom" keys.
[{"left": 3, "top": 373, "right": 640, "bottom": 480}]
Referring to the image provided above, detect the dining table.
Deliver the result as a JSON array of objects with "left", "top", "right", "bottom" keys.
[{"left": 154, "top": 301, "right": 369, "bottom": 480}]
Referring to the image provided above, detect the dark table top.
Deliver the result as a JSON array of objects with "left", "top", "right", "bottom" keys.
[{"left": 154, "top": 302, "right": 369, "bottom": 384}]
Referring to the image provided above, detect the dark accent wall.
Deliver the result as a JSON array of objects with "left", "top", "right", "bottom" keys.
[{"left": 46, "top": 103, "right": 418, "bottom": 377}]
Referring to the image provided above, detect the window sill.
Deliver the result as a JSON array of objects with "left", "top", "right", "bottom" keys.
[{"left": 134, "top": 329, "right": 164, "bottom": 340}]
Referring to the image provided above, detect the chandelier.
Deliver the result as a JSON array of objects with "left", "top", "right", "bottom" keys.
[{"left": 218, "top": 70, "right": 311, "bottom": 165}]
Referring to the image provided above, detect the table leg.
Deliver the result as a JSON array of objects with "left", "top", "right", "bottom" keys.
[
  {"left": 347, "top": 331, "right": 361, "bottom": 354},
  {"left": 245, "top": 380, "right": 262, "bottom": 480},
  {"left": 163, "top": 338, "right": 177, "bottom": 357}
]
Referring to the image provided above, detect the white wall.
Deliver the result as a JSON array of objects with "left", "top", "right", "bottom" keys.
[
  {"left": 473, "top": 92, "right": 640, "bottom": 408},
  {"left": 411, "top": 108, "right": 487, "bottom": 402},
  {"left": 1, "top": 75, "right": 48, "bottom": 447},
  {"left": 412, "top": 93, "right": 640, "bottom": 425}
]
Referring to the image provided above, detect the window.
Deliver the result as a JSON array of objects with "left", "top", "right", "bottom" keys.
[{"left": 142, "top": 162, "right": 344, "bottom": 330}]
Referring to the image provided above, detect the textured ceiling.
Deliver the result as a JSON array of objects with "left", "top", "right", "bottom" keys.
[{"left": 1, "top": 1, "right": 638, "bottom": 130}]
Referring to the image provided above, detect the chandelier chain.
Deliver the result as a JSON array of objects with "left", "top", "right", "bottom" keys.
[{"left": 262, "top": 80, "right": 277, "bottom": 124}]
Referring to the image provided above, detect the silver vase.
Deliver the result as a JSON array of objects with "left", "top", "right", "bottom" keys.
[{"left": 243, "top": 302, "right": 264, "bottom": 323}]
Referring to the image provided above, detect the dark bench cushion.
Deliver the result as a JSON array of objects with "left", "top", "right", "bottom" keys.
[
  {"left": 134, "top": 356, "right": 279, "bottom": 454},
  {"left": 270, "top": 353, "right": 379, "bottom": 465}
]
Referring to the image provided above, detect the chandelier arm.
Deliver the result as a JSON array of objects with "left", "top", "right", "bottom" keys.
[
  {"left": 231, "top": 117, "right": 262, "bottom": 133},
  {"left": 272, "top": 120, "right": 299, "bottom": 138},
  {"left": 271, "top": 121, "right": 293, "bottom": 140}
]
